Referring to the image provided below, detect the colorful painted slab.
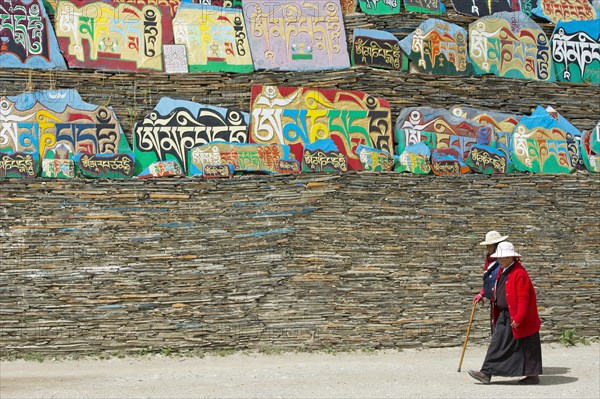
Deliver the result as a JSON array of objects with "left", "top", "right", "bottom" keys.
[
  {"left": 450, "top": 105, "right": 521, "bottom": 134},
  {"left": 55, "top": 0, "right": 174, "bottom": 72},
  {"left": 189, "top": 142, "right": 291, "bottom": 175},
  {"left": 203, "top": 163, "right": 234, "bottom": 178},
  {"left": 580, "top": 121, "right": 600, "bottom": 172},
  {"left": 400, "top": 19, "right": 472, "bottom": 76},
  {"left": 511, "top": 107, "right": 580, "bottom": 174},
  {"left": 542, "top": 105, "right": 584, "bottom": 169},
  {"left": 466, "top": 144, "right": 511, "bottom": 174},
  {"left": 0, "top": 0, "right": 67, "bottom": 69},
  {"left": 243, "top": 0, "right": 350, "bottom": 71},
  {"left": 0, "top": 152, "right": 39, "bottom": 178},
  {"left": 404, "top": 0, "right": 446, "bottom": 14},
  {"left": 431, "top": 148, "right": 470, "bottom": 175},
  {"left": 352, "top": 29, "right": 407, "bottom": 71},
  {"left": 134, "top": 97, "right": 249, "bottom": 176},
  {"left": 394, "top": 142, "right": 431, "bottom": 174},
  {"left": 532, "top": 0, "right": 597, "bottom": 23},
  {"left": 551, "top": 20, "right": 600, "bottom": 84},
  {"left": 302, "top": 138, "right": 347, "bottom": 172},
  {"left": 0, "top": 89, "right": 133, "bottom": 174},
  {"left": 359, "top": 0, "right": 400, "bottom": 14},
  {"left": 356, "top": 144, "right": 394, "bottom": 171},
  {"left": 277, "top": 158, "right": 301, "bottom": 174},
  {"left": 173, "top": 3, "right": 253, "bottom": 73},
  {"left": 494, "top": 131, "right": 515, "bottom": 162},
  {"left": 73, "top": 153, "right": 135, "bottom": 178},
  {"left": 451, "top": 0, "right": 520, "bottom": 16},
  {"left": 469, "top": 12, "right": 555, "bottom": 82},
  {"left": 137, "top": 160, "right": 184, "bottom": 178},
  {"left": 250, "top": 85, "right": 393, "bottom": 171},
  {"left": 41, "top": 158, "right": 75, "bottom": 178},
  {"left": 395, "top": 107, "right": 494, "bottom": 162},
  {"left": 520, "top": 0, "right": 540, "bottom": 16}
]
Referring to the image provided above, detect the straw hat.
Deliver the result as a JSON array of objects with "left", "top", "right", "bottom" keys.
[
  {"left": 490, "top": 241, "right": 521, "bottom": 258},
  {"left": 479, "top": 231, "right": 508, "bottom": 246}
]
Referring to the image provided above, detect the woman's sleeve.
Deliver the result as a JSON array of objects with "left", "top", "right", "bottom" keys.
[{"left": 513, "top": 272, "right": 531, "bottom": 325}]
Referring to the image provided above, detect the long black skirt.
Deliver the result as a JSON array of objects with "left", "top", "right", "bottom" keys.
[{"left": 481, "top": 310, "right": 543, "bottom": 377}]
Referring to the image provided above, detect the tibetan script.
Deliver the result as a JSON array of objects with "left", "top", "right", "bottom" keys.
[
  {"left": 243, "top": 0, "right": 350, "bottom": 71},
  {"left": 250, "top": 85, "right": 393, "bottom": 171}
]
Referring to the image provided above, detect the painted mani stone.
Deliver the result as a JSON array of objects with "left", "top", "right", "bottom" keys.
[
  {"left": 249, "top": 85, "right": 393, "bottom": 172},
  {"left": 243, "top": 0, "right": 350, "bottom": 71},
  {"left": 551, "top": 19, "right": 600, "bottom": 84},
  {"left": 172, "top": 2, "right": 253, "bottom": 73},
  {"left": 133, "top": 97, "right": 249, "bottom": 176},
  {"left": 469, "top": 12, "right": 555, "bottom": 82},
  {"left": 399, "top": 19, "right": 473, "bottom": 76},
  {"left": 55, "top": 0, "right": 174, "bottom": 72},
  {"left": 0, "top": 0, "right": 67, "bottom": 69},
  {"left": 352, "top": 28, "right": 407, "bottom": 71}
]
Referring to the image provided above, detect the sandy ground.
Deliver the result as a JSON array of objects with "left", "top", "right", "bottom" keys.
[{"left": 1, "top": 343, "right": 598, "bottom": 399}]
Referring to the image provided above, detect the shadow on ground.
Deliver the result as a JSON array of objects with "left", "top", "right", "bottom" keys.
[{"left": 490, "top": 367, "right": 577, "bottom": 386}]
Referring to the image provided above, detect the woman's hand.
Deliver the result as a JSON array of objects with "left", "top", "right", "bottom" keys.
[{"left": 511, "top": 321, "right": 520, "bottom": 328}]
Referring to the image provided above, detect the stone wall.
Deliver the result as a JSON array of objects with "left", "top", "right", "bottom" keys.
[
  {"left": 1, "top": 9, "right": 599, "bottom": 356},
  {"left": 1, "top": 173, "right": 598, "bottom": 355},
  {"left": 1, "top": 12, "right": 599, "bottom": 141}
]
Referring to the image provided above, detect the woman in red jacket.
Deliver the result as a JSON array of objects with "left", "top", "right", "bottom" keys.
[{"left": 468, "top": 241, "right": 542, "bottom": 385}]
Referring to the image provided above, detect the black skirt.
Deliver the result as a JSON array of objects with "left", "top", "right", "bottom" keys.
[{"left": 481, "top": 310, "right": 543, "bottom": 377}]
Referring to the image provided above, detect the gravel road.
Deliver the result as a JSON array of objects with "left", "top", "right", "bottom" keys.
[{"left": 1, "top": 343, "right": 598, "bottom": 399}]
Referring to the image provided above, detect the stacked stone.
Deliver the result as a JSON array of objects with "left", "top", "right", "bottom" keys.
[{"left": 1, "top": 174, "right": 598, "bottom": 355}]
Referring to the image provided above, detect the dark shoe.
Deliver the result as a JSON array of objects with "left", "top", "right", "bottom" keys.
[
  {"left": 518, "top": 376, "right": 540, "bottom": 385},
  {"left": 468, "top": 370, "right": 491, "bottom": 384}
]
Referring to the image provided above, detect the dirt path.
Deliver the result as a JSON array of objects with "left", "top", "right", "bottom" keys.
[{"left": 1, "top": 343, "right": 598, "bottom": 398}]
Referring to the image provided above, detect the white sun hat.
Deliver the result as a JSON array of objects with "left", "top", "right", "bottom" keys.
[
  {"left": 479, "top": 230, "right": 509, "bottom": 246},
  {"left": 490, "top": 241, "right": 521, "bottom": 258}
]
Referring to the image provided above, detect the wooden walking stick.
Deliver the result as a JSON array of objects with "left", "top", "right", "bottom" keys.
[{"left": 457, "top": 300, "right": 478, "bottom": 372}]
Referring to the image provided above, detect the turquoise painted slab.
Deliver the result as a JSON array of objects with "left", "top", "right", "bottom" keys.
[
  {"left": 394, "top": 142, "right": 431, "bottom": 174},
  {"left": 551, "top": 19, "right": 600, "bottom": 84},
  {"left": 511, "top": 107, "right": 580, "bottom": 174},
  {"left": 359, "top": 0, "right": 400, "bottom": 14}
]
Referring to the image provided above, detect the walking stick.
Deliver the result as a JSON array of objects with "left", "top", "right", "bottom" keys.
[{"left": 457, "top": 300, "right": 478, "bottom": 372}]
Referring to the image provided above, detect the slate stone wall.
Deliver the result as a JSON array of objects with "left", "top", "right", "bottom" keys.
[
  {"left": 1, "top": 10, "right": 599, "bottom": 355},
  {"left": 1, "top": 174, "right": 598, "bottom": 355}
]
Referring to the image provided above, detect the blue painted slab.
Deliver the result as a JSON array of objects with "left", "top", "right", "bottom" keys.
[{"left": 551, "top": 19, "right": 600, "bottom": 84}]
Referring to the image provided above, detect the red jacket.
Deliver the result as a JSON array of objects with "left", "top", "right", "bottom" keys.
[{"left": 492, "top": 259, "right": 542, "bottom": 339}]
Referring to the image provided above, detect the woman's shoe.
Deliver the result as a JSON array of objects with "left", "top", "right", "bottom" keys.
[
  {"left": 518, "top": 376, "right": 540, "bottom": 385},
  {"left": 468, "top": 370, "right": 491, "bottom": 384}
]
